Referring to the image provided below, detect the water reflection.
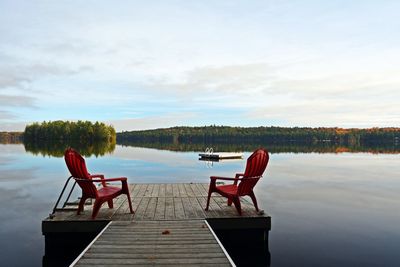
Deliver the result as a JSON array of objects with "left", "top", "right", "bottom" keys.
[
  {"left": 23, "top": 140, "right": 116, "bottom": 157},
  {"left": 1, "top": 139, "right": 399, "bottom": 155},
  {"left": 118, "top": 140, "right": 400, "bottom": 154}
]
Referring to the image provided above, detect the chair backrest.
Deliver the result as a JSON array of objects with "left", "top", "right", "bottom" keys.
[
  {"left": 238, "top": 148, "right": 269, "bottom": 196},
  {"left": 64, "top": 148, "right": 98, "bottom": 198}
]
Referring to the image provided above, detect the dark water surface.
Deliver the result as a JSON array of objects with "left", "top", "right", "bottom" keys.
[{"left": 0, "top": 144, "right": 399, "bottom": 266}]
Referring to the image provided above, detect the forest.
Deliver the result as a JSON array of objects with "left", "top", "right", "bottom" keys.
[
  {"left": 24, "top": 120, "right": 116, "bottom": 142},
  {"left": 117, "top": 125, "right": 400, "bottom": 145}
]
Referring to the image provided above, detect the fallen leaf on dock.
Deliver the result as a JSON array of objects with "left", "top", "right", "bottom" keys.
[{"left": 162, "top": 230, "right": 170, "bottom": 235}]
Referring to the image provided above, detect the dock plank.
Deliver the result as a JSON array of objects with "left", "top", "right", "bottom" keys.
[
  {"left": 164, "top": 197, "right": 175, "bottom": 220},
  {"left": 154, "top": 197, "right": 166, "bottom": 220},
  {"left": 173, "top": 197, "right": 186, "bottom": 219}
]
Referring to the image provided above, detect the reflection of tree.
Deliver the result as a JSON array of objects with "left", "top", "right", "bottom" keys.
[
  {"left": 0, "top": 132, "right": 23, "bottom": 143},
  {"left": 118, "top": 140, "right": 400, "bottom": 154},
  {"left": 23, "top": 140, "right": 116, "bottom": 157}
]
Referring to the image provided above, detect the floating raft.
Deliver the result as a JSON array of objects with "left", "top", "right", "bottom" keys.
[{"left": 199, "top": 152, "right": 243, "bottom": 160}]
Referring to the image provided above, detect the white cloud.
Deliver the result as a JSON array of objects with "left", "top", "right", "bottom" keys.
[{"left": 0, "top": 95, "right": 36, "bottom": 108}]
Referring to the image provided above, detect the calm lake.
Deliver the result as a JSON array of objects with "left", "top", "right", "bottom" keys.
[{"left": 0, "top": 143, "right": 399, "bottom": 266}]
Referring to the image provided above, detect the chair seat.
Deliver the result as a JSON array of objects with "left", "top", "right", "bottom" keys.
[
  {"left": 97, "top": 185, "right": 121, "bottom": 198},
  {"left": 216, "top": 184, "right": 238, "bottom": 195}
]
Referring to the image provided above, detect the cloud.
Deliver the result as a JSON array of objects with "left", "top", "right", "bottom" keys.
[
  {"left": 0, "top": 110, "right": 17, "bottom": 120},
  {"left": 248, "top": 100, "right": 400, "bottom": 127},
  {"left": 151, "top": 63, "right": 276, "bottom": 95},
  {"left": 0, "top": 53, "right": 91, "bottom": 90},
  {"left": 0, "top": 94, "right": 36, "bottom": 108}
]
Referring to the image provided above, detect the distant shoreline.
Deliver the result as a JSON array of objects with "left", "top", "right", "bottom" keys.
[{"left": 2, "top": 125, "right": 400, "bottom": 145}]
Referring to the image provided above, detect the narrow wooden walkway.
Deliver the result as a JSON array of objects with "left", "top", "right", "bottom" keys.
[{"left": 71, "top": 220, "right": 234, "bottom": 267}]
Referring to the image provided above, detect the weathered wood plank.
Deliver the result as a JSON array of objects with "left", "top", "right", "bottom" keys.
[
  {"left": 172, "top": 183, "right": 179, "bottom": 197},
  {"left": 76, "top": 257, "right": 230, "bottom": 265},
  {"left": 151, "top": 183, "right": 160, "bottom": 197},
  {"left": 181, "top": 197, "right": 196, "bottom": 218},
  {"left": 173, "top": 197, "right": 185, "bottom": 219},
  {"left": 136, "top": 184, "right": 148, "bottom": 197},
  {"left": 144, "top": 184, "right": 154, "bottom": 197},
  {"left": 143, "top": 197, "right": 157, "bottom": 220},
  {"left": 178, "top": 183, "right": 188, "bottom": 197},
  {"left": 82, "top": 252, "right": 227, "bottom": 259},
  {"left": 184, "top": 183, "right": 196, "bottom": 196},
  {"left": 154, "top": 197, "right": 165, "bottom": 220},
  {"left": 158, "top": 183, "right": 166, "bottom": 197},
  {"left": 188, "top": 197, "right": 206, "bottom": 218},
  {"left": 190, "top": 182, "right": 203, "bottom": 196},
  {"left": 133, "top": 197, "right": 150, "bottom": 220},
  {"left": 165, "top": 183, "right": 173, "bottom": 197},
  {"left": 129, "top": 183, "right": 141, "bottom": 197},
  {"left": 164, "top": 197, "right": 174, "bottom": 220},
  {"left": 89, "top": 243, "right": 220, "bottom": 250}
]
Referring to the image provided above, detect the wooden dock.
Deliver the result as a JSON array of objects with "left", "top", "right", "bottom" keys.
[
  {"left": 42, "top": 183, "right": 271, "bottom": 266},
  {"left": 71, "top": 220, "right": 234, "bottom": 266}
]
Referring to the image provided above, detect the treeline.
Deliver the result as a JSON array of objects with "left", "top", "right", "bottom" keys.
[
  {"left": 117, "top": 126, "right": 400, "bottom": 145},
  {"left": 0, "top": 132, "right": 23, "bottom": 143},
  {"left": 24, "top": 120, "right": 116, "bottom": 142}
]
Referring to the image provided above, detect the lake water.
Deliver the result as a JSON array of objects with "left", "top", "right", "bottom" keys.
[{"left": 0, "top": 143, "right": 399, "bottom": 266}]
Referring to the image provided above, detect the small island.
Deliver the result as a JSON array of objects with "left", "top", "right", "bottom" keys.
[{"left": 24, "top": 120, "right": 116, "bottom": 142}]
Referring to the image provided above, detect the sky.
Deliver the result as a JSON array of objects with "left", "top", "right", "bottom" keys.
[{"left": 0, "top": 0, "right": 399, "bottom": 132}]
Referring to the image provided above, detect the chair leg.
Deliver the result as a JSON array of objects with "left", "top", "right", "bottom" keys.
[
  {"left": 126, "top": 193, "right": 134, "bottom": 214},
  {"left": 120, "top": 181, "right": 134, "bottom": 214},
  {"left": 227, "top": 198, "right": 233, "bottom": 206},
  {"left": 107, "top": 200, "right": 114, "bottom": 208},
  {"left": 249, "top": 191, "right": 259, "bottom": 212},
  {"left": 232, "top": 197, "right": 242, "bottom": 215},
  {"left": 92, "top": 199, "right": 105, "bottom": 219},
  {"left": 205, "top": 188, "right": 212, "bottom": 211},
  {"left": 77, "top": 196, "right": 87, "bottom": 215}
]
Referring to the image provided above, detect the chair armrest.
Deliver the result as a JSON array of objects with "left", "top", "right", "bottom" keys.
[
  {"left": 90, "top": 177, "right": 129, "bottom": 192},
  {"left": 234, "top": 173, "right": 244, "bottom": 185},
  {"left": 89, "top": 174, "right": 106, "bottom": 186},
  {"left": 210, "top": 176, "right": 237, "bottom": 181},
  {"left": 89, "top": 174, "right": 104, "bottom": 179},
  {"left": 91, "top": 177, "right": 127, "bottom": 183}
]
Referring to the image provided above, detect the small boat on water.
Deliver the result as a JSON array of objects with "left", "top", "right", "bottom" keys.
[{"left": 199, "top": 147, "right": 243, "bottom": 160}]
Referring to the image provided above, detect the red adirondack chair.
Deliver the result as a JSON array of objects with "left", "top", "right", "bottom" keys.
[
  {"left": 64, "top": 148, "right": 134, "bottom": 219},
  {"left": 205, "top": 148, "right": 269, "bottom": 215}
]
